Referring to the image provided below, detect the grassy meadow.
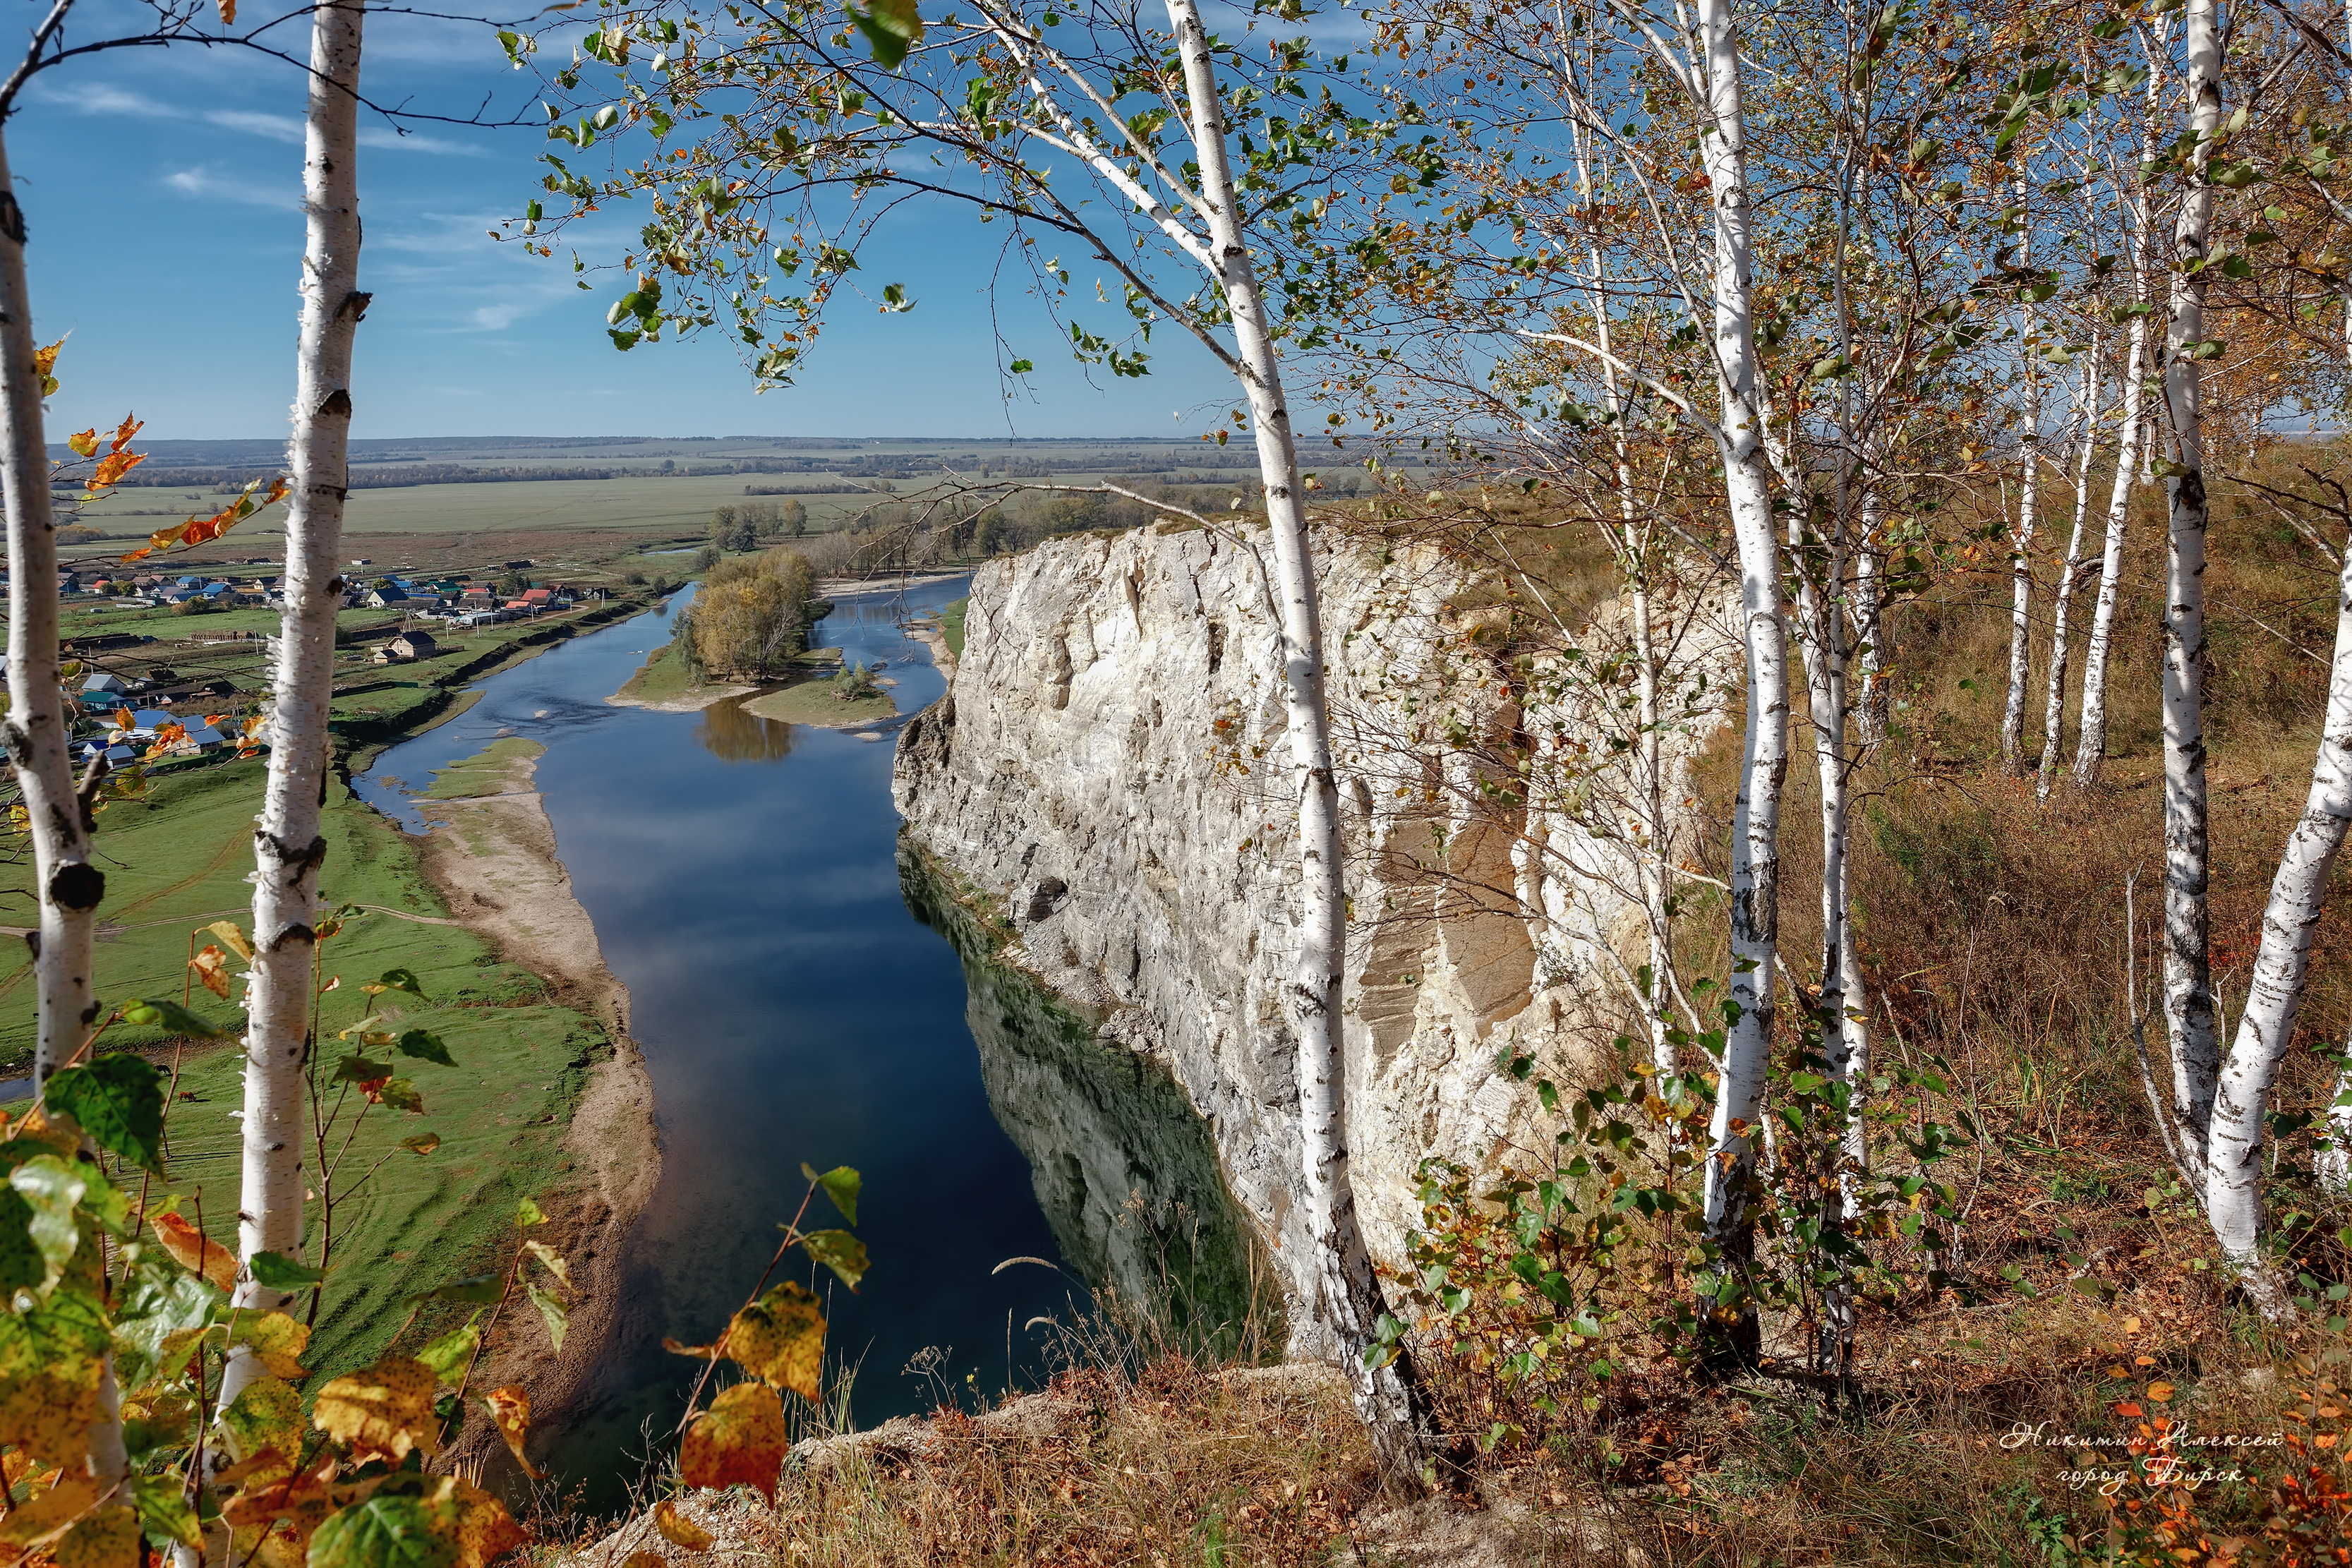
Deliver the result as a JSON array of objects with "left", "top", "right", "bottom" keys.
[{"left": 0, "top": 756, "right": 613, "bottom": 1386}]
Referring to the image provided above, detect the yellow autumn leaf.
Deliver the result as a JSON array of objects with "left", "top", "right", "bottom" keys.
[
  {"left": 724, "top": 1281, "right": 825, "bottom": 1403},
  {"left": 312, "top": 1355, "right": 440, "bottom": 1463},
  {"left": 54, "top": 1504, "right": 140, "bottom": 1568}
]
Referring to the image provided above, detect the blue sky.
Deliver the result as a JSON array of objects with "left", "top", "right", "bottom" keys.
[{"left": 10, "top": 1, "right": 1254, "bottom": 441}]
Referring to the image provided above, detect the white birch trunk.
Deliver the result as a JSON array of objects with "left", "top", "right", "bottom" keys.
[
  {"left": 0, "top": 126, "right": 103, "bottom": 1087},
  {"left": 2160, "top": 0, "right": 2221, "bottom": 1172},
  {"left": 224, "top": 0, "right": 366, "bottom": 1411},
  {"left": 2203, "top": 528, "right": 2352, "bottom": 1315},
  {"left": 2319, "top": 1013, "right": 2352, "bottom": 1195},
  {"left": 2039, "top": 340, "right": 2102, "bottom": 802},
  {"left": 1691, "top": 0, "right": 1787, "bottom": 1363},
  {"left": 2003, "top": 198, "right": 2042, "bottom": 776},
  {"left": 2075, "top": 28, "right": 2166, "bottom": 790},
  {"left": 0, "top": 120, "right": 126, "bottom": 1492},
  {"left": 1852, "top": 493, "right": 1886, "bottom": 747},
  {"left": 1166, "top": 0, "right": 1435, "bottom": 1477}
]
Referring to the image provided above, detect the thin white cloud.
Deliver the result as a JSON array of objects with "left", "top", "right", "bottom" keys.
[
  {"left": 162, "top": 166, "right": 296, "bottom": 209},
  {"left": 57, "top": 83, "right": 169, "bottom": 119},
  {"left": 205, "top": 109, "right": 303, "bottom": 143}
]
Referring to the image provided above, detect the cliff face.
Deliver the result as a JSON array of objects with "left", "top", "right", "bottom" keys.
[{"left": 893, "top": 525, "right": 1733, "bottom": 1351}]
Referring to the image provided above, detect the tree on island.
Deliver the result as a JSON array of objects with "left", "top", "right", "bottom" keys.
[{"left": 687, "top": 548, "right": 821, "bottom": 679}]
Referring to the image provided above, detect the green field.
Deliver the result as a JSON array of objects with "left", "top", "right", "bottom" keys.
[
  {"left": 941, "top": 597, "right": 967, "bottom": 658},
  {"left": 609, "top": 644, "right": 740, "bottom": 708},
  {"left": 0, "top": 759, "right": 610, "bottom": 1385}
]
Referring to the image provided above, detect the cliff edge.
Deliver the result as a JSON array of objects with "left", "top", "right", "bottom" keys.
[{"left": 893, "top": 523, "right": 1733, "bottom": 1352}]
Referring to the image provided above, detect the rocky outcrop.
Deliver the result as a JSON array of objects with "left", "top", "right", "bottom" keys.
[{"left": 893, "top": 524, "right": 1734, "bottom": 1352}]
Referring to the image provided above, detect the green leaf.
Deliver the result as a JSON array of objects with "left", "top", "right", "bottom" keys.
[
  {"left": 800, "top": 1163, "right": 860, "bottom": 1226},
  {"left": 11, "top": 1155, "right": 87, "bottom": 1294},
  {"left": 121, "top": 997, "right": 227, "bottom": 1039},
  {"left": 394, "top": 1030, "right": 454, "bottom": 1068},
  {"left": 43, "top": 1056, "right": 164, "bottom": 1171},
  {"left": 515, "top": 1195, "right": 547, "bottom": 1229},
  {"left": 848, "top": 0, "right": 924, "bottom": 68},
  {"left": 111, "top": 1267, "right": 222, "bottom": 1391},
  {"left": 306, "top": 1494, "right": 460, "bottom": 1568},
  {"left": 248, "top": 1251, "right": 325, "bottom": 1290},
  {"left": 368, "top": 968, "right": 428, "bottom": 999},
  {"left": 216, "top": 1373, "right": 303, "bottom": 1462},
  {"left": 1008, "top": 358, "right": 1035, "bottom": 374},
  {"left": 415, "top": 1314, "right": 482, "bottom": 1385},
  {"left": 796, "top": 1229, "right": 868, "bottom": 1292},
  {"left": 373, "top": 1079, "right": 425, "bottom": 1115},
  {"left": 131, "top": 1473, "right": 200, "bottom": 1550},
  {"left": 526, "top": 1284, "right": 567, "bottom": 1352},
  {"left": 332, "top": 1054, "right": 396, "bottom": 1085},
  {"left": 416, "top": 1275, "right": 502, "bottom": 1305}
]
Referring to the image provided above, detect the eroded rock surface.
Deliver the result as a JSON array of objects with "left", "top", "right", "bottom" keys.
[{"left": 894, "top": 525, "right": 1733, "bottom": 1351}]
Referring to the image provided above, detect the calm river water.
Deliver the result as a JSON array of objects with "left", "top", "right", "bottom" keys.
[{"left": 352, "top": 580, "right": 1253, "bottom": 1507}]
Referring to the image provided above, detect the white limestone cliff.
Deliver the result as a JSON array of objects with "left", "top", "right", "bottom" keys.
[{"left": 893, "top": 523, "right": 1736, "bottom": 1350}]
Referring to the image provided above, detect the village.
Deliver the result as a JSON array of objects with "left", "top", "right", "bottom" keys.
[{"left": 18, "top": 555, "right": 638, "bottom": 767}]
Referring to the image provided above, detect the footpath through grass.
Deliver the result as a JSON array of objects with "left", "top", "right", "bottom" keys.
[{"left": 0, "top": 758, "right": 613, "bottom": 1386}]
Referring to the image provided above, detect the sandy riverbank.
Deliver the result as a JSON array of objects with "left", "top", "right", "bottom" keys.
[
  {"left": 605, "top": 682, "right": 751, "bottom": 713},
  {"left": 411, "top": 740, "right": 661, "bottom": 1476}
]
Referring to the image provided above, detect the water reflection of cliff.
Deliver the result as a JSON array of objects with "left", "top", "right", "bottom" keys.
[
  {"left": 695, "top": 696, "right": 795, "bottom": 764},
  {"left": 898, "top": 840, "right": 1280, "bottom": 1358}
]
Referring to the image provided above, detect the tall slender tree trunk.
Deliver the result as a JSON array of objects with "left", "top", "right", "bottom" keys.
[
  {"left": 1852, "top": 491, "right": 1887, "bottom": 747},
  {"left": 2039, "top": 339, "right": 2102, "bottom": 802},
  {"left": 224, "top": 0, "right": 366, "bottom": 1412},
  {"left": 2003, "top": 330, "right": 2042, "bottom": 771},
  {"left": 1690, "top": 0, "right": 1787, "bottom": 1368},
  {"left": 0, "top": 126, "right": 102, "bottom": 1088},
  {"left": 2202, "top": 522, "right": 2352, "bottom": 1315},
  {"left": 1166, "top": 0, "right": 1435, "bottom": 1481},
  {"left": 0, "top": 123, "right": 126, "bottom": 1489},
  {"left": 2075, "top": 26, "right": 2166, "bottom": 790},
  {"left": 2159, "top": 0, "right": 2221, "bottom": 1175}
]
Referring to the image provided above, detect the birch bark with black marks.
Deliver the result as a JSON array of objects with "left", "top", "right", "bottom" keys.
[
  {"left": 1164, "top": 0, "right": 1436, "bottom": 1479},
  {"left": 0, "top": 116, "right": 127, "bottom": 1490},
  {"left": 0, "top": 129, "right": 102, "bottom": 1089},
  {"left": 226, "top": 0, "right": 366, "bottom": 1411},
  {"left": 2002, "top": 176, "right": 2042, "bottom": 777},
  {"left": 2159, "top": 0, "right": 2220, "bottom": 1175},
  {"left": 1687, "top": 0, "right": 1787, "bottom": 1365},
  {"left": 2202, "top": 518, "right": 2352, "bottom": 1315},
  {"left": 2039, "top": 335, "right": 2101, "bottom": 802},
  {"left": 2075, "top": 20, "right": 2167, "bottom": 789}
]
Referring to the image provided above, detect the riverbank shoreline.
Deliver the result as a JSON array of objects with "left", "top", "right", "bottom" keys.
[{"left": 409, "top": 737, "right": 661, "bottom": 1476}]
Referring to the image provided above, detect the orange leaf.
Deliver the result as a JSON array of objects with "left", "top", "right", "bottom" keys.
[
  {"left": 152, "top": 1211, "right": 236, "bottom": 1291},
  {"left": 189, "top": 946, "right": 233, "bottom": 1001},
  {"left": 112, "top": 709, "right": 133, "bottom": 730},
  {"left": 107, "top": 414, "right": 142, "bottom": 456},
  {"left": 2147, "top": 1381, "right": 2174, "bottom": 1403},
  {"left": 483, "top": 1386, "right": 542, "bottom": 1480},
  {"left": 88, "top": 450, "right": 145, "bottom": 491},
  {"left": 66, "top": 428, "right": 97, "bottom": 459},
  {"left": 217, "top": 0, "right": 236, "bottom": 23},
  {"left": 651, "top": 1501, "right": 711, "bottom": 1550},
  {"left": 677, "top": 1382, "right": 788, "bottom": 1500}
]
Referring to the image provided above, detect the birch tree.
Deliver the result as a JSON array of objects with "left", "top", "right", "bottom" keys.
[
  {"left": 2075, "top": 18, "right": 2169, "bottom": 789},
  {"left": 2037, "top": 329, "right": 2100, "bottom": 803},
  {"left": 2201, "top": 514, "right": 2352, "bottom": 1311},
  {"left": 518, "top": 0, "right": 1440, "bottom": 1476},
  {"left": 2001, "top": 174, "right": 2044, "bottom": 777},
  {"left": 2156, "top": 0, "right": 2222, "bottom": 1174},
  {"left": 224, "top": 0, "right": 368, "bottom": 1411}
]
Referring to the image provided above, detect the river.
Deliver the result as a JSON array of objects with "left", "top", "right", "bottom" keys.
[{"left": 354, "top": 580, "right": 1262, "bottom": 1508}]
